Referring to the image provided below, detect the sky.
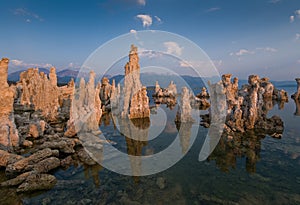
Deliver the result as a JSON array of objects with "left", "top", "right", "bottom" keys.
[{"left": 0, "top": 0, "right": 300, "bottom": 80}]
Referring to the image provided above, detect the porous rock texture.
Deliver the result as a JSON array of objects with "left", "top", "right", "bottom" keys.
[
  {"left": 121, "top": 45, "right": 150, "bottom": 119},
  {"left": 0, "top": 58, "right": 19, "bottom": 150},
  {"left": 65, "top": 71, "right": 102, "bottom": 137}
]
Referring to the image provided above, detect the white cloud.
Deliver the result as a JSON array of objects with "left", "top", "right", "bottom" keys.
[
  {"left": 136, "top": 14, "right": 152, "bottom": 27},
  {"left": 290, "top": 15, "right": 295, "bottom": 23},
  {"left": 230, "top": 49, "right": 254, "bottom": 56},
  {"left": 256, "top": 47, "right": 278, "bottom": 52},
  {"left": 269, "top": 0, "right": 281, "bottom": 3},
  {"left": 179, "top": 60, "right": 222, "bottom": 69},
  {"left": 11, "top": 59, "right": 53, "bottom": 68},
  {"left": 137, "top": 0, "right": 146, "bottom": 6},
  {"left": 130, "top": 29, "right": 137, "bottom": 34},
  {"left": 139, "top": 50, "right": 163, "bottom": 59},
  {"left": 164, "top": 41, "right": 182, "bottom": 56},
  {"left": 13, "top": 8, "right": 43, "bottom": 22},
  {"left": 11, "top": 60, "right": 24, "bottom": 66},
  {"left": 154, "top": 15, "right": 162, "bottom": 23},
  {"left": 205, "top": 7, "right": 221, "bottom": 13},
  {"left": 296, "top": 33, "right": 300, "bottom": 40},
  {"left": 295, "top": 9, "right": 300, "bottom": 17}
]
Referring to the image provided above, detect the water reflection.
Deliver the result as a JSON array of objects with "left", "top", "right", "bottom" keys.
[
  {"left": 83, "top": 164, "right": 102, "bottom": 187},
  {"left": 293, "top": 99, "right": 300, "bottom": 116},
  {"left": 175, "top": 121, "right": 193, "bottom": 154},
  {"left": 153, "top": 96, "right": 177, "bottom": 110},
  {"left": 207, "top": 131, "right": 281, "bottom": 174}
]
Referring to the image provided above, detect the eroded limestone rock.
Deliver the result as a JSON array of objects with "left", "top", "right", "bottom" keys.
[
  {"left": 175, "top": 87, "right": 194, "bottom": 123},
  {"left": 65, "top": 71, "right": 102, "bottom": 137},
  {"left": 18, "top": 67, "right": 59, "bottom": 121},
  {"left": 153, "top": 81, "right": 177, "bottom": 97},
  {"left": 121, "top": 45, "right": 150, "bottom": 119},
  {"left": 202, "top": 74, "right": 287, "bottom": 135},
  {"left": 129, "top": 87, "right": 150, "bottom": 119},
  {"left": 0, "top": 58, "right": 19, "bottom": 150}
]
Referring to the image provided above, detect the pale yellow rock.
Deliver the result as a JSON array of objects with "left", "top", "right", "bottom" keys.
[{"left": 0, "top": 58, "right": 19, "bottom": 148}]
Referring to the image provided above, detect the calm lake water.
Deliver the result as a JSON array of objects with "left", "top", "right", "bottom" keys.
[{"left": 1, "top": 85, "right": 299, "bottom": 205}]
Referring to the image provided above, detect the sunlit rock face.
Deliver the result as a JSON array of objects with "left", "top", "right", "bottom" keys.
[
  {"left": 121, "top": 45, "right": 150, "bottom": 119},
  {"left": 0, "top": 58, "right": 19, "bottom": 150},
  {"left": 65, "top": 71, "right": 102, "bottom": 137},
  {"left": 153, "top": 81, "right": 177, "bottom": 98},
  {"left": 18, "top": 67, "right": 59, "bottom": 121}
]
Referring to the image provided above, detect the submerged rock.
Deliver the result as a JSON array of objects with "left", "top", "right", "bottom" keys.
[{"left": 16, "top": 173, "right": 57, "bottom": 193}]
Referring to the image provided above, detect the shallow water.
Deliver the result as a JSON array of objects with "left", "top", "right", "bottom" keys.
[{"left": 1, "top": 86, "right": 300, "bottom": 205}]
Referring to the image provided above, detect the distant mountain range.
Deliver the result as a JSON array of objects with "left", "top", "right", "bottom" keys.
[
  {"left": 8, "top": 68, "right": 80, "bottom": 85},
  {"left": 8, "top": 68, "right": 297, "bottom": 93}
]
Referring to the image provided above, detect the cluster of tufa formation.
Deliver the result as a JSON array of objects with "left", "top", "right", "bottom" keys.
[
  {"left": 17, "top": 67, "right": 60, "bottom": 121},
  {"left": 153, "top": 81, "right": 177, "bottom": 98},
  {"left": 121, "top": 45, "right": 150, "bottom": 119},
  {"left": 0, "top": 58, "right": 19, "bottom": 150},
  {"left": 193, "top": 87, "right": 210, "bottom": 109},
  {"left": 65, "top": 71, "right": 102, "bottom": 137},
  {"left": 0, "top": 58, "right": 104, "bottom": 193},
  {"left": 202, "top": 74, "right": 288, "bottom": 136}
]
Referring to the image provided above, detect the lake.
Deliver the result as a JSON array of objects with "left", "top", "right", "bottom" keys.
[{"left": 1, "top": 85, "right": 299, "bottom": 205}]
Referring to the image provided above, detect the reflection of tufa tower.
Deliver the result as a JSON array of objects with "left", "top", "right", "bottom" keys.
[{"left": 122, "top": 44, "right": 150, "bottom": 119}]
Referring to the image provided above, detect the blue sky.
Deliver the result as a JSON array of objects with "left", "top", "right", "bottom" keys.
[{"left": 0, "top": 0, "right": 299, "bottom": 80}]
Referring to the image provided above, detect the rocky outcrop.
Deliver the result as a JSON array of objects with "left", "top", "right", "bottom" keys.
[
  {"left": 175, "top": 87, "right": 194, "bottom": 123},
  {"left": 201, "top": 74, "right": 288, "bottom": 135},
  {"left": 121, "top": 45, "right": 150, "bottom": 119},
  {"left": 129, "top": 87, "right": 150, "bottom": 119},
  {"left": 153, "top": 81, "right": 177, "bottom": 97},
  {"left": 99, "top": 77, "right": 112, "bottom": 111},
  {"left": 0, "top": 58, "right": 19, "bottom": 150},
  {"left": 291, "top": 78, "right": 300, "bottom": 100},
  {"left": 65, "top": 71, "right": 102, "bottom": 137},
  {"left": 99, "top": 77, "right": 121, "bottom": 112},
  {"left": 193, "top": 87, "right": 210, "bottom": 109},
  {"left": 18, "top": 67, "right": 60, "bottom": 121}
]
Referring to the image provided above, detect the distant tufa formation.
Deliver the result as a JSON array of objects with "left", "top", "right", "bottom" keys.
[
  {"left": 153, "top": 80, "right": 177, "bottom": 98},
  {"left": 291, "top": 78, "right": 300, "bottom": 116},
  {"left": 291, "top": 78, "right": 300, "bottom": 100},
  {"left": 121, "top": 44, "right": 150, "bottom": 119}
]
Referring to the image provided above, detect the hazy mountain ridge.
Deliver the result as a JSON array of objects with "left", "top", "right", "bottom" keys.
[{"left": 8, "top": 69, "right": 297, "bottom": 91}]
